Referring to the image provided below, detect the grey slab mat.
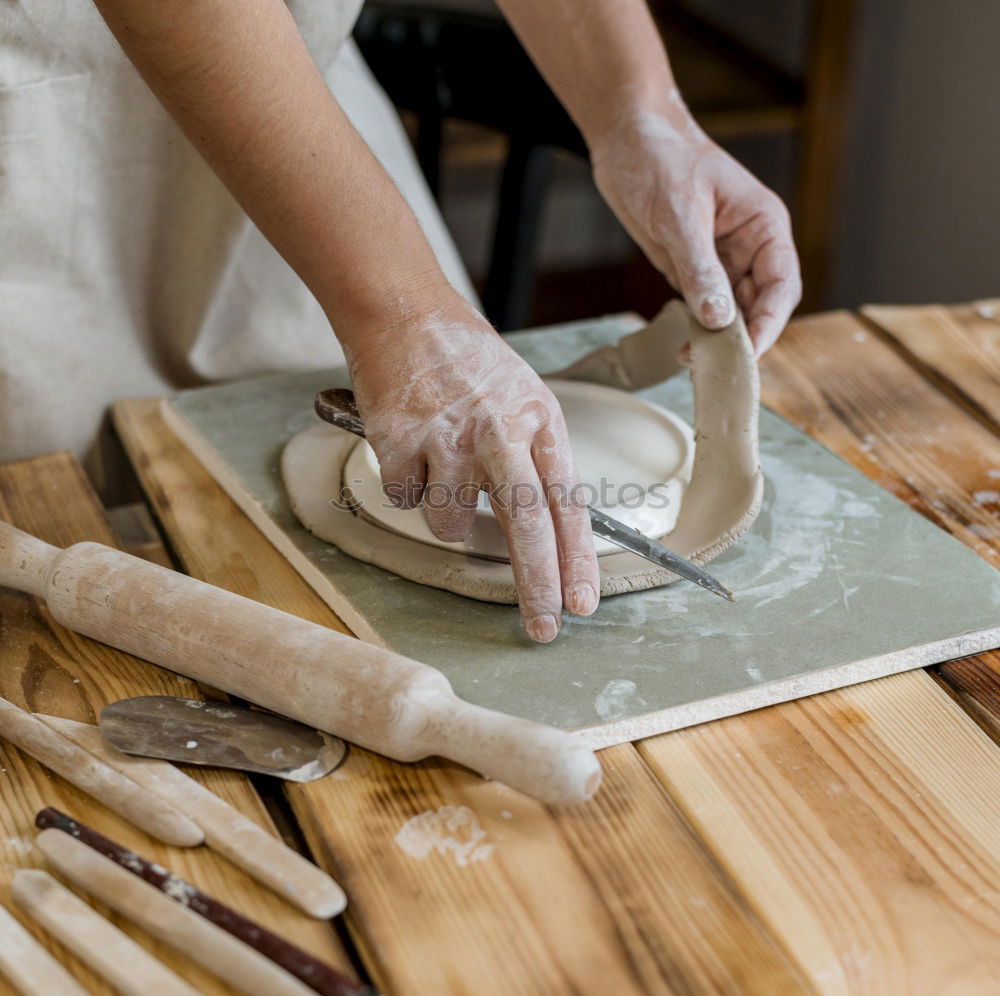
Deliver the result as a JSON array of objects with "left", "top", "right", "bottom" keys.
[{"left": 165, "top": 314, "right": 1000, "bottom": 748}]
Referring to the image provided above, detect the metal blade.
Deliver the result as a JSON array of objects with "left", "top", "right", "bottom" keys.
[
  {"left": 100, "top": 696, "right": 347, "bottom": 783},
  {"left": 587, "top": 506, "right": 734, "bottom": 602}
]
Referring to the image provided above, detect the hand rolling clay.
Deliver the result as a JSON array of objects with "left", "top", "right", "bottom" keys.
[{"left": 0, "top": 520, "right": 600, "bottom": 804}]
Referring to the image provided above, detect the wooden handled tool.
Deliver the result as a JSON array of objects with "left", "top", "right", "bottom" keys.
[
  {"left": 0, "top": 521, "right": 601, "bottom": 804},
  {"left": 0, "top": 901, "right": 89, "bottom": 996},
  {"left": 36, "top": 828, "right": 317, "bottom": 996},
  {"left": 36, "top": 808, "right": 375, "bottom": 996},
  {"left": 12, "top": 869, "right": 199, "bottom": 996},
  {"left": 37, "top": 716, "right": 346, "bottom": 919},
  {"left": 0, "top": 696, "right": 203, "bottom": 847}
]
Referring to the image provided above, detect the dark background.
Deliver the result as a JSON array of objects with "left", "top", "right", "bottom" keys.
[{"left": 354, "top": 0, "right": 1000, "bottom": 329}]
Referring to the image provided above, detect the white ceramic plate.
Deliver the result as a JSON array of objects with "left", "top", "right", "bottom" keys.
[{"left": 342, "top": 379, "right": 694, "bottom": 561}]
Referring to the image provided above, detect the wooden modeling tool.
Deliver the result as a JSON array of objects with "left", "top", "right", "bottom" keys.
[
  {"left": 35, "top": 715, "right": 346, "bottom": 919},
  {"left": 314, "top": 387, "right": 734, "bottom": 601},
  {"left": 0, "top": 696, "right": 203, "bottom": 847},
  {"left": 99, "top": 695, "right": 347, "bottom": 782},
  {"left": 0, "top": 900, "right": 89, "bottom": 996},
  {"left": 35, "top": 825, "right": 318, "bottom": 996},
  {"left": 35, "top": 809, "right": 376, "bottom": 996},
  {"left": 12, "top": 869, "right": 199, "bottom": 996},
  {"left": 0, "top": 520, "right": 600, "bottom": 804}
]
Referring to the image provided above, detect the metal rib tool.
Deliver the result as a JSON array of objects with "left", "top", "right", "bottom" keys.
[{"left": 314, "top": 388, "right": 734, "bottom": 602}]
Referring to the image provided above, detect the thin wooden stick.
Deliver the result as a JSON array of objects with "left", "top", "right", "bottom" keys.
[
  {"left": 0, "top": 900, "right": 89, "bottom": 996},
  {"left": 12, "top": 869, "right": 198, "bottom": 996},
  {"left": 37, "top": 714, "right": 345, "bottom": 918},
  {"left": 36, "top": 808, "right": 377, "bottom": 996},
  {"left": 0, "top": 696, "right": 202, "bottom": 847}
]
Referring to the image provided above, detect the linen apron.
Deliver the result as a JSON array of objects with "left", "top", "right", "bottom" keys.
[{"left": 0, "top": 1, "right": 477, "bottom": 494}]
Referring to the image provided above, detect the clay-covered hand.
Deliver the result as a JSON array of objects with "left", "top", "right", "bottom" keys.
[
  {"left": 591, "top": 95, "right": 802, "bottom": 355},
  {"left": 346, "top": 296, "right": 600, "bottom": 642}
]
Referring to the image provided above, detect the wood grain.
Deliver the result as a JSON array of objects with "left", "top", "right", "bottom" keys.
[
  {"left": 639, "top": 672, "right": 1000, "bottom": 993},
  {"left": 862, "top": 299, "right": 1000, "bottom": 430},
  {"left": 0, "top": 452, "right": 354, "bottom": 995},
  {"left": 114, "top": 398, "right": 808, "bottom": 995},
  {"left": 932, "top": 651, "right": 1000, "bottom": 743}
]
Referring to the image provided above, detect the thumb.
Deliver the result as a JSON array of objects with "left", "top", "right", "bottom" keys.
[{"left": 672, "top": 225, "right": 736, "bottom": 330}]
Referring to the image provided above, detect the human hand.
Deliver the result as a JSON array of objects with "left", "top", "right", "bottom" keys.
[
  {"left": 590, "top": 95, "right": 802, "bottom": 356},
  {"left": 345, "top": 295, "right": 600, "bottom": 642}
]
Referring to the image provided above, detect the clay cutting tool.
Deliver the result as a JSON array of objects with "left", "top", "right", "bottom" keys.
[
  {"left": 314, "top": 388, "right": 734, "bottom": 602},
  {"left": 99, "top": 695, "right": 347, "bottom": 782}
]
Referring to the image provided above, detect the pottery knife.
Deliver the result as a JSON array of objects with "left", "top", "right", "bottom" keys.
[{"left": 314, "top": 388, "right": 733, "bottom": 602}]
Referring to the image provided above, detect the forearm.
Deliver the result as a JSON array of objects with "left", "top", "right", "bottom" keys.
[
  {"left": 495, "top": 0, "right": 681, "bottom": 145},
  {"left": 92, "top": 0, "right": 451, "bottom": 347}
]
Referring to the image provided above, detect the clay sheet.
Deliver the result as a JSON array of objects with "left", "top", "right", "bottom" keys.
[{"left": 164, "top": 315, "right": 1000, "bottom": 747}]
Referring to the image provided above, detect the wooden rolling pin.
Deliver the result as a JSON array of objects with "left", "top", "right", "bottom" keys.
[{"left": 0, "top": 521, "right": 601, "bottom": 804}]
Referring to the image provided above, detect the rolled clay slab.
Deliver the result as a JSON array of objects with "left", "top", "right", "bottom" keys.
[{"left": 283, "top": 302, "right": 762, "bottom": 604}]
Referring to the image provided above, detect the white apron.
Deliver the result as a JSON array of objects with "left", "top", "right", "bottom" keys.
[{"left": 0, "top": 1, "right": 477, "bottom": 493}]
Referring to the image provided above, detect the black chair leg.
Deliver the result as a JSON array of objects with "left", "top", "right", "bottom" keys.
[
  {"left": 415, "top": 111, "right": 443, "bottom": 202},
  {"left": 483, "top": 140, "right": 553, "bottom": 332}
]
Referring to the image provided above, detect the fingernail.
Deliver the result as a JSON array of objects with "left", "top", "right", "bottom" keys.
[
  {"left": 566, "top": 582, "right": 597, "bottom": 616},
  {"left": 526, "top": 614, "right": 560, "bottom": 643},
  {"left": 701, "top": 294, "right": 735, "bottom": 328}
]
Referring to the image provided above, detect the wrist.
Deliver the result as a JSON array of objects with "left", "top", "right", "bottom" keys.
[
  {"left": 334, "top": 280, "right": 491, "bottom": 373},
  {"left": 587, "top": 87, "right": 707, "bottom": 162},
  {"left": 322, "top": 265, "right": 456, "bottom": 354}
]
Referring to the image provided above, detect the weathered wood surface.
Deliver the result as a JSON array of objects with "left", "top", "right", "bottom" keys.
[
  {"left": 0, "top": 453, "right": 354, "bottom": 995},
  {"left": 761, "top": 310, "right": 1000, "bottom": 567},
  {"left": 862, "top": 299, "right": 1000, "bottom": 430},
  {"left": 114, "top": 399, "right": 807, "bottom": 995},
  {"left": 640, "top": 672, "right": 1000, "bottom": 993},
  {"left": 112, "top": 300, "right": 1000, "bottom": 995}
]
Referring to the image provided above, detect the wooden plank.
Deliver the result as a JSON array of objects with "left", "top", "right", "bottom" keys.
[
  {"left": 862, "top": 299, "right": 1000, "bottom": 430},
  {"left": 934, "top": 651, "right": 1000, "bottom": 742},
  {"left": 0, "top": 452, "right": 354, "bottom": 995},
  {"left": 639, "top": 671, "right": 1000, "bottom": 993},
  {"left": 114, "top": 398, "right": 809, "bottom": 995},
  {"left": 634, "top": 309, "right": 1000, "bottom": 991}
]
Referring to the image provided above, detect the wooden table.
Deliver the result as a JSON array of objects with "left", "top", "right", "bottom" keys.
[{"left": 2, "top": 301, "right": 999, "bottom": 994}]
